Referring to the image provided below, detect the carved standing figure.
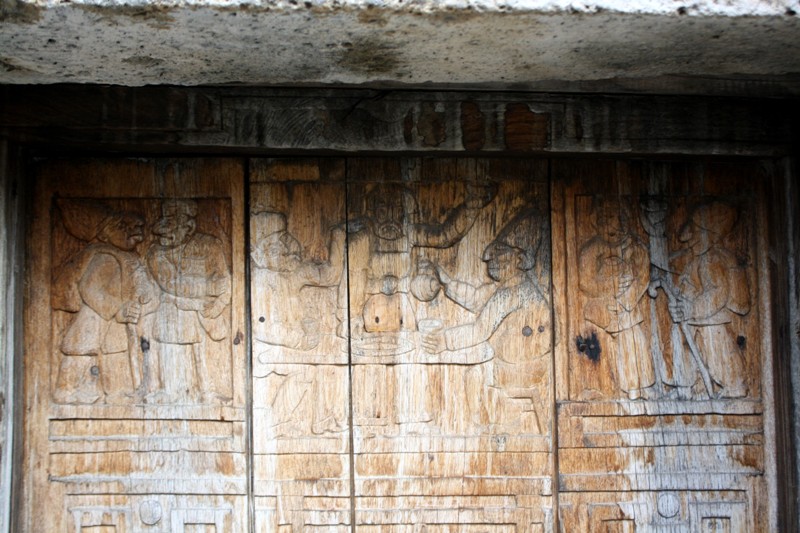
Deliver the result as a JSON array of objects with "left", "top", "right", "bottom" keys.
[
  {"left": 578, "top": 199, "right": 655, "bottom": 400},
  {"left": 345, "top": 182, "right": 495, "bottom": 338},
  {"left": 52, "top": 200, "right": 157, "bottom": 404},
  {"left": 347, "top": 182, "right": 495, "bottom": 428},
  {"left": 251, "top": 211, "right": 347, "bottom": 436},
  {"left": 251, "top": 211, "right": 345, "bottom": 351},
  {"left": 423, "top": 208, "right": 550, "bottom": 432},
  {"left": 147, "top": 200, "right": 231, "bottom": 403},
  {"left": 668, "top": 202, "right": 750, "bottom": 398}
]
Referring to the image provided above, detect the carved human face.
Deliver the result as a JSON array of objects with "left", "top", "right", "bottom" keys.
[
  {"left": 262, "top": 231, "right": 302, "bottom": 272},
  {"left": 483, "top": 243, "right": 522, "bottom": 282},
  {"left": 153, "top": 204, "right": 195, "bottom": 248},
  {"left": 98, "top": 213, "right": 145, "bottom": 251},
  {"left": 679, "top": 219, "right": 711, "bottom": 255},
  {"left": 596, "top": 205, "right": 630, "bottom": 246},
  {"left": 370, "top": 194, "right": 406, "bottom": 241}
]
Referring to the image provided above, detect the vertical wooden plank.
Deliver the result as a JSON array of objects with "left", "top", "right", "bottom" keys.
[
  {"left": 553, "top": 158, "right": 772, "bottom": 531},
  {"left": 348, "top": 157, "right": 554, "bottom": 531},
  {"left": 248, "top": 158, "right": 351, "bottom": 531},
  {"left": 0, "top": 141, "right": 26, "bottom": 533},
  {"left": 22, "top": 158, "right": 247, "bottom": 532}
]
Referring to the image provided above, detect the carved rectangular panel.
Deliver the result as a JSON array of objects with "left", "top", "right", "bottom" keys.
[
  {"left": 249, "top": 158, "right": 351, "bottom": 530},
  {"left": 23, "top": 159, "right": 247, "bottom": 532},
  {"left": 347, "top": 158, "right": 553, "bottom": 530},
  {"left": 552, "top": 160, "right": 773, "bottom": 531}
]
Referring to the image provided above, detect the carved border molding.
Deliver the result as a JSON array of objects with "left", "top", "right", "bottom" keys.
[{"left": 1, "top": 86, "right": 797, "bottom": 156}]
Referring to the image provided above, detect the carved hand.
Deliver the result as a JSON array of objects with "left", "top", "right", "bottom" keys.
[
  {"left": 668, "top": 297, "right": 692, "bottom": 323},
  {"left": 435, "top": 265, "right": 452, "bottom": 286},
  {"left": 464, "top": 181, "right": 496, "bottom": 209},
  {"left": 207, "top": 274, "right": 231, "bottom": 297},
  {"left": 117, "top": 301, "right": 141, "bottom": 324},
  {"left": 421, "top": 331, "right": 446, "bottom": 354},
  {"left": 201, "top": 296, "right": 226, "bottom": 318},
  {"left": 616, "top": 272, "right": 635, "bottom": 295}
]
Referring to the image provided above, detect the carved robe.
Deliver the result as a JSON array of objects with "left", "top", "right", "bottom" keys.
[
  {"left": 672, "top": 246, "right": 750, "bottom": 397},
  {"left": 579, "top": 235, "right": 655, "bottom": 396},
  {"left": 147, "top": 232, "right": 231, "bottom": 344},
  {"left": 56, "top": 243, "right": 154, "bottom": 356}
]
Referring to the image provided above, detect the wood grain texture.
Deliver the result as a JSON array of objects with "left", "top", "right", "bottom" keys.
[
  {"left": 249, "top": 158, "right": 351, "bottom": 530},
  {"left": 18, "top": 155, "right": 782, "bottom": 532},
  {"left": 347, "top": 158, "right": 553, "bottom": 530},
  {"left": 0, "top": 87, "right": 795, "bottom": 157},
  {"left": 22, "top": 158, "right": 247, "bottom": 532},
  {"left": 552, "top": 159, "right": 773, "bottom": 531}
]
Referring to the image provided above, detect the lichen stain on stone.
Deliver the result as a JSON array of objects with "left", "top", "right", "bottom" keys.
[
  {"left": 122, "top": 55, "right": 165, "bottom": 67},
  {"left": 337, "top": 36, "right": 401, "bottom": 75},
  {"left": 76, "top": 4, "right": 176, "bottom": 28},
  {"left": 504, "top": 102, "right": 550, "bottom": 151},
  {"left": 460, "top": 100, "right": 485, "bottom": 150},
  {"left": 357, "top": 6, "right": 389, "bottom": 26},
  {"left": 0, "top": 0, "right": 42, "bottom": 23},
  {"left": 0, "top": 56, "right": 31, "bottom": 72}
]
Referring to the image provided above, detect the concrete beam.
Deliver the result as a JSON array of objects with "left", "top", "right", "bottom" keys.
[{"left": 1, "top": 0, "right": 799, "bottom": 91}]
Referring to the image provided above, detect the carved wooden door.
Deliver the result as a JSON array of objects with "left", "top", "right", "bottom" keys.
[
  {"left": 21, "top": 157, "right": 774, "bottom": 532},
  {"left": 552, "top": 160, "right": 771, "bottom": 532}
]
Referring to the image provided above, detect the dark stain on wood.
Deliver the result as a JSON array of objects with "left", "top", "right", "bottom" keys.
[
  {"left": 460, "top": 101, "right": 485, "bottom": 151},
  {"left": 504, "top": 103, "right": 550, "bottom": 151},
  {"left": 417, "top": 102, "right": 446, "bottom": 147},
  {"left": 576, "top": 331, "right": 601, "bottom": 362},
  {"left": 403, "top": 108, "right": 414, "bottom": 145}
]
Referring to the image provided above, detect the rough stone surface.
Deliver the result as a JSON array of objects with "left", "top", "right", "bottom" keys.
[{"left": 0, "top": 0, "right": 799, "bottom": 87}]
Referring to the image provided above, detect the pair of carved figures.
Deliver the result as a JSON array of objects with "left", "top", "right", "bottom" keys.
[
  {"left": 251, "top": 182, "right": 550, "bottom": 433},
  {"left": 52, "top": 199, "right": 231, "bottom": 405},
  {"left": 579, "top": 198, "right": 750, "bottom": 400}
]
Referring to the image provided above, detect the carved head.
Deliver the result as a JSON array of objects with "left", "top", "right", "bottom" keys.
[
  {"left": 251, "top": 212, "right": 302, "bottom": 272},
  {"left": 482, "top": 242, "right": 524, "bottom": 282},
  {"left": 680, "top": 201, "right": 737, "bottom": 255},
  {"left": 365, "top": 184, "right": 415, "bottom": 241},
  {"left": 153, "top": 200, "right": 197, "bottom": 248},
  {"left": 592, "top": 198, "right": 632, "bottom": 246},
  {"left": 482, "top": 207, "right": 543, "bottom": 281},
  {"left": 97, "top": 212, "right": 145, "bottom": 251}
]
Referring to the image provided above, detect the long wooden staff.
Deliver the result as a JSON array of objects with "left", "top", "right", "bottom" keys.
[{"left": 641, "top": 195, "right": 716, "bottom": 399}]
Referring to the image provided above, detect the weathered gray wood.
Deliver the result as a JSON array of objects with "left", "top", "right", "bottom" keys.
[
  {"left": 0, "top": 87, "right": 796, "bottom": 157},
  {"left": 0, "top": 141, "right": 25, "bottom": 533}
]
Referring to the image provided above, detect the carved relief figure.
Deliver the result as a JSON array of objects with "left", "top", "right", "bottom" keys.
[
  {"left": 346, "top": 181, "right": 494, "bottom": 428},
  {"left": 666, "top": 202, "right": 751, "bottom": 398},
  {"left": 251, "top": 211, "right": 345, "bottom": 351},
  {"left": 578, "top": 199, "right": 655, "bottom": 400},
  {"left": 251, "top": 211, "right": 347, "bottom": 436},
  {"left": 346, "top": 182, "right": 495, "bottom": 339},
  {"left": 423, "top": 208, "right": 550, "bottom": 431},
  {"left": 52, "top": 200, "right": 158, "bottom": 404},
  {"left": 146, "top": 199, "right": 232, "bottom": 403}
]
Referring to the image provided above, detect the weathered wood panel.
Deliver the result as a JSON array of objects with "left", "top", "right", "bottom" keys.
[
  {"left": 22, "top": 158, "right": 247, "bottom": 532},
  {"left": 249, "top": 158, "right": 351, "bottom": 530},
  {"left": 552, "top": 159, "right": 774, "bottom": 531},
  {"left": 16, "top": 153, "right": 787, "bottom": 532},
  {"left": 346, "top": 158, "right": 553, "bottom": 530},
  {"left": 0, "top": 87, "right": 795, "bottom": 157}
]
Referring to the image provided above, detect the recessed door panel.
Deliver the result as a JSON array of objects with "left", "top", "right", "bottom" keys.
[
  {"left": 23, "top": 159, "right": 247, "bottom": 532},
  {"left": 346, "top": 158, "right": 554, "bottom": 530},
  {"left": 552, "top": 160, "right": 771, "bottom": 532},
  {"left": 248, "top": 158, "right": 351, "bottom": 530}
]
